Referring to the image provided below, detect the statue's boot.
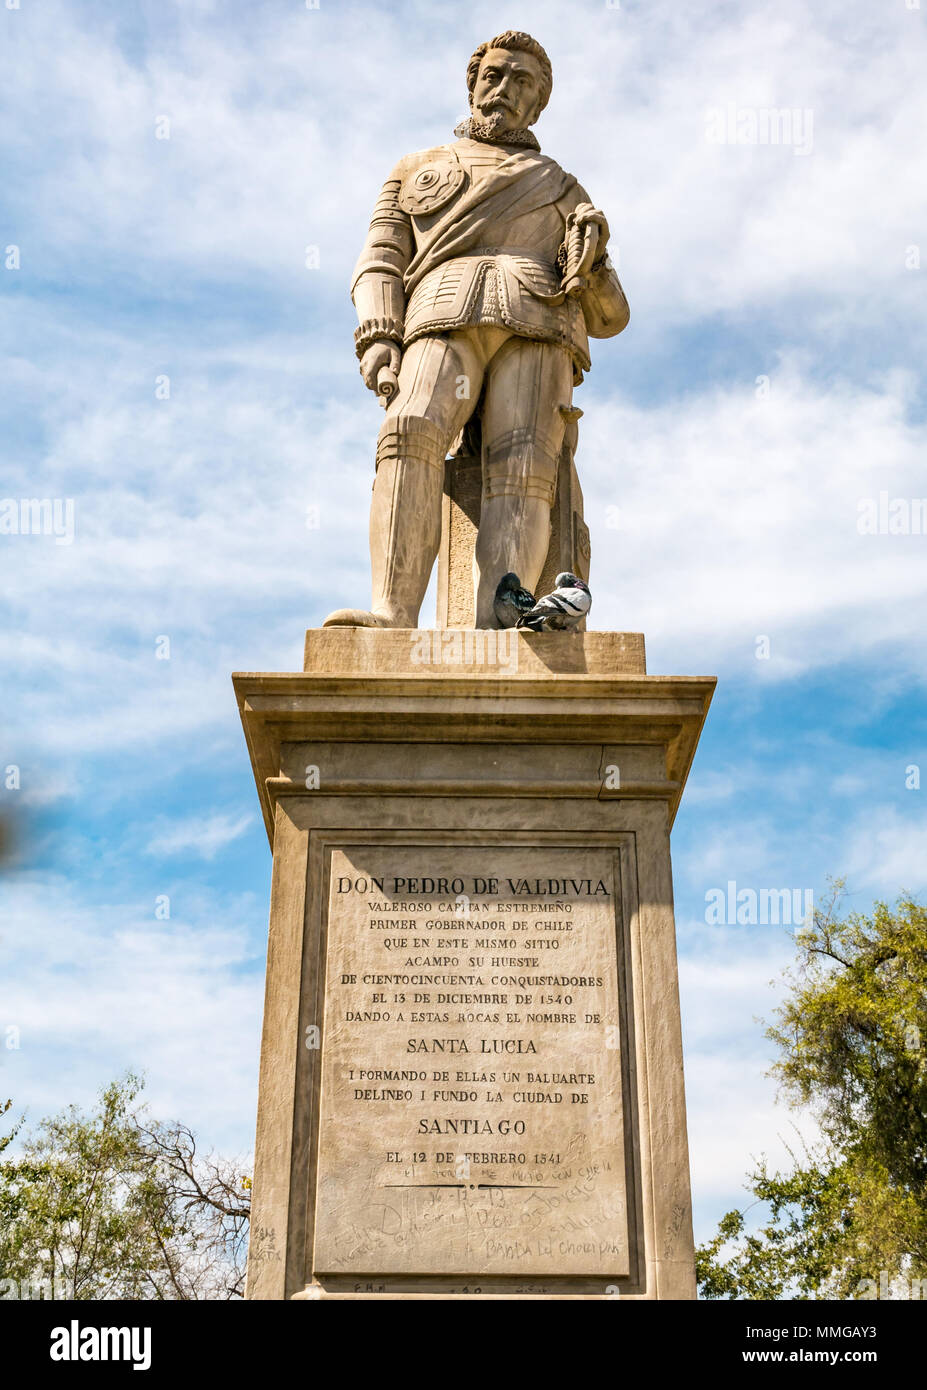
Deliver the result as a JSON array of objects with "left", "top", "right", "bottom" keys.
[
  {"left": 473, "top": 491, "right": 552, "bottom": 629},
  {"left": 324, "top": 415, "right": 446, "bottom": 629},
  {"left": 322, "top": 608, "right": 390, "bottom": 628}
]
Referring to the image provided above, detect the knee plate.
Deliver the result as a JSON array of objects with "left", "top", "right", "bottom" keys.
[
  {"left": 483, "top": 426, "right": 561, "bottom": 506},
  {"left": 376, "top": 415, "right": 448, "bottom": 473}
]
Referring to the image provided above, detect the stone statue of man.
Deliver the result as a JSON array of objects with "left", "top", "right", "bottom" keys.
[{"left": 324, "top": 30, "right": 629, "bottom": 631}]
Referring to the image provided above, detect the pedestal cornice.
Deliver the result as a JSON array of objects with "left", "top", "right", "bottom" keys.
[{"left": 233, "top": 630, "right": 715, "bottom": 845}]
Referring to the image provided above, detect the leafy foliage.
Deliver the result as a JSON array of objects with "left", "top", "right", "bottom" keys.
[
  {"left": 0, "top": 1076, "right": 250, "bottom": 1299},
  {"left": 0, "top": 1099, "right": 23, "bottom": 1157},
  {"left": 697, "top": 884, "right": 927, "bottom": 1299}
]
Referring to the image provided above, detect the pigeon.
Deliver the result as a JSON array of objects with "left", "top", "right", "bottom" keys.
[
  {"left": 515, "top": 572, "right": 591, "bottom": 631},
  {"left": 493, "top": 572, "right": 536, "bottom": 629}
]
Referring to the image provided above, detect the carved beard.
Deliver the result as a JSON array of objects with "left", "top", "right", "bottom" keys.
[
  {"left": 480, "top": 108, "right": 511, "bottom": 134},
  {"left": 454, "top": 115, "right": 541, "bottom": 150}
]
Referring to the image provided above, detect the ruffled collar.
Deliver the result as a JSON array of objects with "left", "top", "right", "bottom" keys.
[{"left": 454, "top": 117, "right": 541, "bottom": 151}]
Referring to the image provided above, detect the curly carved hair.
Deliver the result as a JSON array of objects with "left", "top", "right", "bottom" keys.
[{"left": 466, "top": 31, "right": 553, "bottom": 121}]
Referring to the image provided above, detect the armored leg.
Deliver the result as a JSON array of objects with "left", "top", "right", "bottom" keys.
[
  {"left": 369, "top": 415, "right": 448, "bottom": 627},
  {"left": 474, "top": 338, "right": 574, "bottom": 628},
  {"left": 327, "top": 333, "right": 486, "bottom": 629}
]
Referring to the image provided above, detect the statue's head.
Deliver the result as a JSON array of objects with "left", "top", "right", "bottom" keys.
[{"left": 466, "top": 31, "right": 552, "bottom": 133}]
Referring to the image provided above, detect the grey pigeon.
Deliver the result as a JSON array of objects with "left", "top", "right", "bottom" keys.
[
  {"left": 515, "top": 572, "right": 591, "bottom": 631},
  {"left": 493, "top": 572, "right": 536, "bottom": 629}
]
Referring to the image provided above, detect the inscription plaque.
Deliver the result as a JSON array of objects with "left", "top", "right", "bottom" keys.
[{"left": 313, "top": 845, "right": 632, "bottom": 1278}]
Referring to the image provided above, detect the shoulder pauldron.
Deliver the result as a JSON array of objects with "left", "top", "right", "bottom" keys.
[{"left": 398, "top": 148, "right": 467, "bottom": 216}]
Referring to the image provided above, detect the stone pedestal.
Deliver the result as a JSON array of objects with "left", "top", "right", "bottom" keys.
[{"left": 235, "top": 629, "right": 714, "bottom": 1300}]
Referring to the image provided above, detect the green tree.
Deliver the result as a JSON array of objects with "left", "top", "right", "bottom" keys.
[
  {"left": 0, "top": 1099, "right": 22, "bottom": 1156},
  {"left": 697, "top": 884, "right": 927, "bottom": 1299},
  {"left": 0, "top": 1075, "right": 251, "bottom": 1299}
]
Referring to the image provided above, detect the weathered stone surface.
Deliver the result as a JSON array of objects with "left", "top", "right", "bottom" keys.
[
  {"left": 314, "top": 844, "right": 629, "bottom": 1279},
  {"left": 303, "top": 626, "right": 645, "bottom": 679},
  {"left": 234, "top": 631, "right": 714, "bottom": 1299}
]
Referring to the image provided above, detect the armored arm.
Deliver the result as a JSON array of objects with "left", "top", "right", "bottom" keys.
[{"left": 351, "top": 164, "right": 414, "bottom": 360}]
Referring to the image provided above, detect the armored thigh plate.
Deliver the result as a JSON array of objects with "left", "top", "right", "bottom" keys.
[{"left": 481, "top": 339, "right": 575, "bottom": 506}]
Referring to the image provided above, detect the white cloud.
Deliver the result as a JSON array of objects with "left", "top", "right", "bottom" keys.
[
  {"left": 2, "top": 0, "right": 924, "bottom": 334},
  {"left": 680, "top": 770, "right": 737, "bottom": 805},
  {"left": 0, "top": 873, "right": 264, "bottom": 1153},
  {"left": 584, "top": 363, "right": 927, "bottom": 679},
  {"left": 686, "top": 1051, "right": 819, "bottom": 1214},
  {"left": 146, "top": 811, "right": 254, "bottom": 860},
  {"left": 843, "top": 804, "right": 927, "bottom": 895},
  {"left": 678, "top": 921, "right": 821, "bottom": 1228}
]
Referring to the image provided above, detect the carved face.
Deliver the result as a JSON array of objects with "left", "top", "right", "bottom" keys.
[{"left": 472, "top": 47, "right": 544, "bottom": 132}]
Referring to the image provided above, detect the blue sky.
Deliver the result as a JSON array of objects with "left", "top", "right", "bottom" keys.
[{"left": 1, "top": 0, "right": 926, "bottom": 1249}]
